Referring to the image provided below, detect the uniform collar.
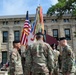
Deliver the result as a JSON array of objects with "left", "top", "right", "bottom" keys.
[
  {"left": 37, "top": 40, "right": 43, "bottom": 42},
  {"left": 63, "top": 44, "right": 69, "bottom": 49}
]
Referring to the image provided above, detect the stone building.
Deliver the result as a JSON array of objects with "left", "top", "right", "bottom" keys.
[{"left": 0, "top": 14, "right": 76, "bottom": 64}]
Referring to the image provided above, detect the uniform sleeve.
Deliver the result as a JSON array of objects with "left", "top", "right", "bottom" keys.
[
  {"left": 47, "top": 45, "right": 54, "bottom": 73},
  {"left": 11, "top": 51, "right": 21, "bottom": 66},
  {"left": 67, "top": 48, "right": 75, "bottom": 72},
  {"left": 25, "top": 46, "right": 32, "bottom": 73},
  {"left": 11, "top": 51, "right": 17, "bottom": 71},
  {"left": 12, "top": 52, "right": 17, "bottom": 63}
]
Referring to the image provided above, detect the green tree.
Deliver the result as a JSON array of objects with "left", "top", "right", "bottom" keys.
[
  {"left": 47, "top": 0, "right": 76, "bottom": 16},
  {"left": 47, "top": 0, "right": 76, "bottom": 37}
]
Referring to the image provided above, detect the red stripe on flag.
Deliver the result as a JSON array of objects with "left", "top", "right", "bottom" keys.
[
  {"left": 23, "top": 34, "right": 27, "bottom": 45},
  {"left": 21, "top": 32, "right": 26, "bottom": 45},
  {"left": 20, "top": 11, "right": 31, "bottom": 46},
  {"left": 26, "top": 36, "right": 28, "bottom": 45},
  {"left": 20, "top": 31, "right": 24, "bottom": 44}
]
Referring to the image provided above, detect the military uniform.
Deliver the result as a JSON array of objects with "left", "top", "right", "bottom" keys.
[
  {"left": 18, "top": 49, "right": 25, "bottom": 75},
  {"left": 11, "top": 48, "right": 23, "bottom": 75},
  {"left": 25, "top": 40, "right": 54, "bottom": 75},
  {"left": 61, "top": 45, "right": 75, "bottom": 75},
  {"left": 52, "top": 49, "right": 60, "bottom": 75}
]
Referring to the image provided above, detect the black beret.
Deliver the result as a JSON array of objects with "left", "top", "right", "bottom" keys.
[
  {"left": 13, "top": 40, "right": 20, "bottom": 43},
  {"left": 36, "top": 32, "right": 44, "bottom": 36},
  {"left": 59, "top": 37, "right": 66, "bottom": 41}
]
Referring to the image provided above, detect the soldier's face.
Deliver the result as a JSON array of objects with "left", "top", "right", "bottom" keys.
[
  {"left": 59, "top": 40, "right": 67, "bottom": 46},
  {"left": 16, "top": 43, "right": 21, "bottom": 49},
  {"left": 59, "top": 40, "right": 64, "bottom": 46}
]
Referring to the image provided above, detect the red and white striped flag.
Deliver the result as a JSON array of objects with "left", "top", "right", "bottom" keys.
[{"left": 20, "top": 11, "right": 31, "bottom": 46}]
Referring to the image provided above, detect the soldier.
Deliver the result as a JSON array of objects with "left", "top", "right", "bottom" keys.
[
  {"left": 59, "top": 37, "right": 76, "bottom": 75},
  {"left": 18, "top": 47, "right": 25, "bottom": 75},
  {"left": 10, "top": 40, "right": 23, "bottom": 75},
  {"left": 51, "top": 44, "right": 60, "bottom": 75},
  {"left": 25, "top": 32, "right": 54, "bottom": 75}
]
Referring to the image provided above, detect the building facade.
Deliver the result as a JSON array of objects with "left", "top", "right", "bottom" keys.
[{"left": 0, "top": 14, "right": 76, "bottom": 64}]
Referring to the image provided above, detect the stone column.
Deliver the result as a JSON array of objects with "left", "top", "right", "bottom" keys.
[
  {"left": 8, "top": 27, "right": 14, "bottom": 60},
  {"left": 47, "top": 26, "right": 53, "bottom": 36},
  {"left": 0, "top": 29, "right": 2, "bottom": 62},
  {"left": 20, "top": 26, "right": 23, "bottom": 37},
  {"left": 71, "top": 25, "right": 76, "bottom": 57},
  {"left": 0, "top": 29, "right": 2, "bottom": 51},
  {"left": 59, "top": 25, "right": 65, "bottom": 37}
]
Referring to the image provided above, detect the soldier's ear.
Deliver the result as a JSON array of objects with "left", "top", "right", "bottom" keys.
[
  {"left": 15, "top": 43, "right": 17, "bottom": 47},
  {"left": 63, "top": 40, "right": 66, "bottom": 42}
]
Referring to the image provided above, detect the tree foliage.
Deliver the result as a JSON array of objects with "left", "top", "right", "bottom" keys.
[{"left": 47, "top": 0, "right": 76, "bottom": 16}]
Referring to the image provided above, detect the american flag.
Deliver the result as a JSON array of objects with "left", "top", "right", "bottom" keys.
[{"left": 20, "top": 11, "right": 31, "bottom": 45}]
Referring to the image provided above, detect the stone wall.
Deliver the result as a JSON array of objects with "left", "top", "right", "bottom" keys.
[{"left": 0, "top": 14, "right": 76, "bottom": 59}]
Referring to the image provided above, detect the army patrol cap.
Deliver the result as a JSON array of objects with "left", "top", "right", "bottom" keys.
[
  {"left": 59, "top": 37, "right": 66, "bottom": 41},
  {"left": 13, "top": 40, "right": 20, "bottom": 44}
]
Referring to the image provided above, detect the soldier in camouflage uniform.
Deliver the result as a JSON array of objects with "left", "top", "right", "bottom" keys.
[
  {"left": 10, "top": 40, "right": 23, "bottom": 75},
  {"left": 25, "top": 32, "right": 54, "bottom": 75},
  {"left": 51, "top": 44, "right": 60, "bottom": 75},
  {"left": 59, "top": 37, "right": 76, "bottom": 75}
]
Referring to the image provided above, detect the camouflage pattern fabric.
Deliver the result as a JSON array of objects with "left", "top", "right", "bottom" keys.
[
  {"left": 61, "top": 45, "right": 76, "bottom": 74},
  {"left": 52, "top": 49, "right": 60, "bottom": 75},
  {"left": 25, "top": 40, "right": 54, "bottom": 75},
  {"left": 11, "top": 48, "right": 23, "bottom": 75}
]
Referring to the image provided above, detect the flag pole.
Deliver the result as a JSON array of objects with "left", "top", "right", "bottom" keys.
[{"left": 38, "top": 0, "right": 40, "bottom": 6}]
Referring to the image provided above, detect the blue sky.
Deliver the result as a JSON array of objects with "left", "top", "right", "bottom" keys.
[{"left": 0, "top": 0, "right": 58, "bottom": 16}]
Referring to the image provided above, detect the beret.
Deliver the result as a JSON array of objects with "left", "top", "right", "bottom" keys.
[
  {"left": 59, "top": 37, "right": 66, "bottom": 41},
  {"left": 36, "top": 32, "right": 44, "bottom": 36},
  {"left": 13, "top": 40, "right": 20, "bottom": 43}
]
